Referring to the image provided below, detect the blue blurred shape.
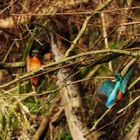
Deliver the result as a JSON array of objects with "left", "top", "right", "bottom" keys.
[{"left": 97, "top": 64, "right": 136, "bottom": 108}]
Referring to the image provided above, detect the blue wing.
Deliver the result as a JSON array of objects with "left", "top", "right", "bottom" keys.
[
  {"left": 97, "top": 80, "right": 115, "bottom": 97},
  {"left": 120, "top": 64, "right": 136, "bottom": 94},
  {"left": 106, "top": 81, "right": 121, "bottom": 108}
]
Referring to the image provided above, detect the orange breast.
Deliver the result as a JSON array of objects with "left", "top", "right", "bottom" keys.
[
  {"left": 27, "top": 56, "right": 42, "bottom": 86},
  {"left": 117, "top": 91, "right": 123, "bottom": 100},
  {"left": 27, "top": 56, "right": 42, "bottom": 72}
]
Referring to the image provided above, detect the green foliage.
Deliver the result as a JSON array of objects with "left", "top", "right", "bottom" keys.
[
  {"left": 0, "top": 112, "right": 21, "bottom": 139},
  {"left": 22, "top": 29, "right": 36, "bottom": 61},
  {"left": 25, "top": 98, "right": 41, "bottom": 114},
  {"left": 55, "top": 129, "right": 72, "bottom": 140},
  {"left": 124, "top": 121, "right": 134, "bottom": 133},
  {"left": 48, "top": 80, "right": 57, "bottom": 91},
  {"left": 36, "top": 78, "right": 47, "bottom": 93}
]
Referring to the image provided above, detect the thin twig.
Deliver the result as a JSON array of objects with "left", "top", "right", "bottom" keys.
[
  {"left": 65, "top": 0, "right": 113, "bottom": 57},
  {"left": 117, "top": 0, "right": 133, "bottom": 42},
  {"left": 84, "top": 104, "right": 115, "bottom": 137},
  {"left": 100, "top": 3, "right": 113, "bottom": 72},
  {"left": 97, "top": 113, "right": 125, "bottom": 131},
  {"left": 11, "top": 7, "right": 140, "bottom": 16},
  {"left": 121, "top": 58, "right": 137, "bottom": 76},
  {"left": 128, "top": 76, "right": 140, "bottom": 90},
  {"left": 0, "top": 62, "right": 25, "bottom": 69},
  {"left": 85, "top": 65, "right": 101, "bottom": 79},
  {"left": 0, "top": 48, "right": 139, "bottom": 89},
  {"left": 2, "top": 42, "right": 15, "bottom": 63},
  {"left": 117, "top": 95, "right": 140, "bottom": 114}
]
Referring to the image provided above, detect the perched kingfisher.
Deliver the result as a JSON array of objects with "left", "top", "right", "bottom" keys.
[
  {"left": 27, "top": 48, "right": 42, "bottom": 86},
  {"left": 97, "top": 64, "right": 136, "bottom": 108}
]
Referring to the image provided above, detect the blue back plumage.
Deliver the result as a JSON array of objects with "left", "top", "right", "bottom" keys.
[
  {"left": 119, "top": 64, "right": 136, "bottom": 94},
  {"left": 97, "top": 64, "right": 136, "bottom": 108},
  {"left": 97, "top": 80, "right": 115, "bottom": 97},
  {"left": 105, "top": 81, "right": 121, "bottom": 108}
]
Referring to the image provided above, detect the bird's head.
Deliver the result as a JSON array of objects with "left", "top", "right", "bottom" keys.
[
  {"left": 29, "top": 48, "right": 41, "bottom": 58},
  {"left": 115, "top": 73, "right": 123, "bottom": 82},
  {"left": 32, "top": 49, "right": 40, "bottom": 56}
]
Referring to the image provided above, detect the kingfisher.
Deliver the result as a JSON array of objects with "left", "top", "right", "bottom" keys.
[
  {"left": 97, "top": 64, "right": 136, "bottom": 108},
  {"left": 27, "top": 48, "right": 42, "bottom": 86}
]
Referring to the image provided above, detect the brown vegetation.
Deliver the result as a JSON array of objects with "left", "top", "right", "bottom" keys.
[{"left": 0, "top": 0, "right": 139, "bottom": 140}]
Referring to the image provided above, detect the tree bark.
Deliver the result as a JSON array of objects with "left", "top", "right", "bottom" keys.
[{"left": 51, "top": 39, "right": 98, "bottom": 140}]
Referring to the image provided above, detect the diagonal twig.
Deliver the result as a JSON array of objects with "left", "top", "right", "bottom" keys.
[
  {"left": 65, "top": 0, "right": 113, "bottom": 57},
  {"left": 0, "top": 48, "right": 140, "bottom": 89},
  {"left": 117, "top": 95, "right": 140, "bottom": 114}
]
